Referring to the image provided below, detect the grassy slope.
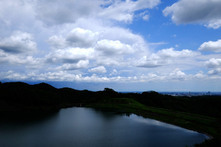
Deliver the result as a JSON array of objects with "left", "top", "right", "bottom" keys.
[{"left": 87, "top": 98, "right": 221, "bottom": 146}]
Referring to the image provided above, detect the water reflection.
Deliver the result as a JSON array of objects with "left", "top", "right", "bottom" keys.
[
  {"left": 129, "top": 114, "right": 194, "bottom": 132},
  {"left": 0, "top": 107, "right": 208, "bottom": 147}
]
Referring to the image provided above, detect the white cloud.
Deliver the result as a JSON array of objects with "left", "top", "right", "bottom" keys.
[
  {"left": 194, "top": 71, "right": 206, "bottom": 79},
  {"left": 37, "top": 71, "right": 82, "bottom": 81},
  {"left": 206, "top": 58, "right": 221, "bottom": 68},
  {"left": 206, "top": 19, "right": 221, "bottom": 29},
  {"left": 0, "top": 71, "right": 28, "bottom": 81},
  {"left": 169, "top": 68, "right": 186, "bottom": 80},
  {"left": 140, "top": 69, "right": 192, "bottom": 82},
  {"left": 95, "top": 57, "right": 120, "bottom": 66},
  {"left": 89, "top": 66, "right": 107, "bottom": 73},
  {"left": 138, "top": 11, "right": 150, "bottom": 21},
  {"left": 142, "top": 15, "right": 150, "bottom": 21},
  {"left": 66, "top": 28, "right": 99, "bottom": 48},
  {"left": 110, "top": 69, "right": 118, "bottom": 76},
  {"left": 157, "top": 48, "right": 199, "bottom": 58},
  {"left": 136, "top": 55, "right": 163, "bottom": 68},
  {"left": 0, "top": 68, "right": 194, "bottom": 83},
  {"left": 35, "top": 0, "right": 160, "bottom": 25},
  {"left": 48, "top": 28, "right": 98, "bottom": 49},
  {"left": 136, "top": 48, "right": 200, "bottom": 68},
  {"left": 0, "top": 31, "right": 37, "bottom": 54},
  {"left": 46, "top": 25, "right": 149, "bottom": 68},
  {"left": 96, "top": 39, "right": 134, "bottom": 56},
  {"left": 0, "top": 50, "right": 40, "bottom": 67},
  {"left": 57, "top": 60, "right": 89, "bottom": 70},
  {"left": 208, "top": 68, "right": 221, "bottom": 75},
  {"left": 199, "top": 39, "right": 221, "bottom": 52},
  {"left": 0, "top": 0, "right": 220, "bottom": 87},
  {"left": 99, "top": 0, "right": 160, "bottom": 22},
  {"left": 0, "top": 0, "right": 36, "bottom": 29},
  {"left": 46, "top": 48, "right": 94, "bottom": 64},
  {"left": 48, "top": 35, "right": 67, "bottom": 49},
  {"left": 163, "top": 0, "right": 221, "bottom": 29},
  {"left": 97, "top": 25, "right": 148, "bottom": 48},
  {"left": 0, "top": 31, "right": 41, "bottom": 69},
  {"left": 35, "top": 0, "right": 101, "bottom": 25},
  {"left": 206, "top": 58, "right": 221, "bottom": 75}
]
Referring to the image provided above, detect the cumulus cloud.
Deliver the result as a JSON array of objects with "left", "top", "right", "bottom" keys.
[
  {"left": 0, "top": 68, "right": 197, "bottom": 83},
  {"left": 0, "top": 31, "right": 40, "bottom": 68},
  {"left": 206, "top": 58, "right": 221, "bottom": 75},
  {"left": 89, "top": 66, "right": 107, "bottom": 73},
  {"left": 35, "top": 0, "right": 160, "bottom": 25},
  {"left": 48, "top": 35, "right": 67, "bottom": 49},
  {"left": 163, "top": 0, "right": 221, "bottom": 29},
  {"left": 169, "top": 68, "right": 186, "bottom": 80},
  {"left": 46, "top": 48, "right": 94, "bottom": 64},
  {"left": 0, "top": 71, "right": 28, "bottom": 81},
  {"left": 138, "top": 11, "right": 150, "bottom": 21},
  {"left": 0, "top": 0, "right": 36, "bottom": 28},
  {"left": 66, "top": 28, "right": 99, "bottom": 48},
  {"left": 206, "top": 58, "right": 221, "bottom": 68},
  {"left": 46, "top": 26, "right": 148, "bottom": 68},
  {"left": 57, "top": 60, "right": 89, "bottom": 70},
  {"left": 96, "top": 39, "right": 134, "bottom": 56},
  {"left": 142, "top": 15, "right": 150, "bottom": 21},
  {"left": 35, "top": 0, "right": 101, "bottom": 25},
  {"left": 96, "top": 25, "right": 148, "bottom": 48},
  {"left": 208, "top": 68, "right": 221, "bottom": 75},
  {"left": 194, "top": 71, "right": 206, "bottom": 79},
  {"left": 0, "top": 50, "right": 40, "bottom": 67},
  {"left": 0, "top": 31, "right": 37, "bottom": 54},
  {"left": 1, "top": 0, "right": 220, "bottom": 85},
  {"left": 157, "top": 48, "right": 199, "bottom": 58},
  {"left": 136, "top": 55, "right": 163, "bottom": 68},
  {"left": 100, "top": 0, "right": 160, "bottom": 22},
  {"left": 136, "top": 48, "right": 199, "bottom": 68},
  {"left": 199, "top": 39, "right": 221, "bottom": 52},
  {"left": 37, "top": 71, "right": 82, "bottom": 81},
  {"left": 48, "top": 28, "right": 98, "bottom": 49}
]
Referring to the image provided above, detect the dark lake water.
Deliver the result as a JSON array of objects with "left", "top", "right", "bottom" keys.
[{"left": 0, "top": 107, "right": 208, "bottom": 147}]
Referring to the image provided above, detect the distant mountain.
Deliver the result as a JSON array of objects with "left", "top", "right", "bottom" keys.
[{"left": 32, "top": 82, "right": 57, "bottom": 91}]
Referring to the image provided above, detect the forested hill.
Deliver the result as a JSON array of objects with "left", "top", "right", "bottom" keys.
[{"left": 0, "top": 81, "right": 221, "bottom": 118}]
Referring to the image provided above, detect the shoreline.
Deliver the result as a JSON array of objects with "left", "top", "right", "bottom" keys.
[{"left": 87, "top": 101, "right": 219, "bottom": 146}]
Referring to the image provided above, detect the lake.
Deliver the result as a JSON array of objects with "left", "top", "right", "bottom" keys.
[{"left": 0, "top": 107, "right": 208, "bottom": 147}]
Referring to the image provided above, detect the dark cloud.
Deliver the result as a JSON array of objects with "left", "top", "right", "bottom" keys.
[
  {"left": 0, "top": 31, "right": 37, "bottom": 54},
  {"left": 35, "top": 0, "right": 101, "bottom": 25},
  {"left": 163, "top": 0, "right": 221, "bottom": 29}
]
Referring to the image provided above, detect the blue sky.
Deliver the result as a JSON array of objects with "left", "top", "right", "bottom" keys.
[{"left": 0, "top": 0, "right": 221, "bottom": 91}]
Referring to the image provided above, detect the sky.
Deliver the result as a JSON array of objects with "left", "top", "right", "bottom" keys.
[{"left": 0, "top": 0, "right": 221, "bottom": 92}]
